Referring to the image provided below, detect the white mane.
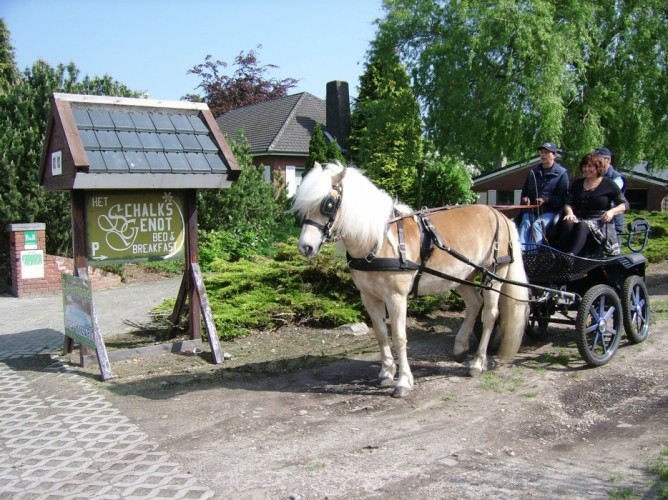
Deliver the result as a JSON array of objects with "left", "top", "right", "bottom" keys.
[{"left": 293, "top": 163, "right": 406, "bottom": 250}]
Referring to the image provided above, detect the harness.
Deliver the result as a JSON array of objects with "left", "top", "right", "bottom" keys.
[
  {"left": 301, "top": 188, "right": 341, "bottom": 242},
  {"left": 346, "top": 207, "right": 515, "bottom": 296}
]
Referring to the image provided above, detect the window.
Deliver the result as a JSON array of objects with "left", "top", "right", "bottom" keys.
[{"left": 495, "top": 190, "right": 515, "bottom": 205}]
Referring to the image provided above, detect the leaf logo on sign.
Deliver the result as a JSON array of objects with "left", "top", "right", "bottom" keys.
[
  {"left": 96, "top": 192, "right": 184, "bottom": 253},
  {"left": 98, "top": 206, "right": 139, "bottom": 251}
]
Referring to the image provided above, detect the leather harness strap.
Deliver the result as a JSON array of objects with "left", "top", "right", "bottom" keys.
[{"left": 347, "top": 207, "right": 514, "bottom": 296}]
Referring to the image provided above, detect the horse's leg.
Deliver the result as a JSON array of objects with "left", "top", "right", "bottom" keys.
[
  {"left": 469, "top": 282, "right": 503, "bottom": 376},
  {"left": 386, "top": 294, "right": 413, "bottom": 398},
  {"left": 453, "top": 285, "right": 483, "bottom": 362},
  {"left": 360, "top": 292, "right": 396, "bottom": 386}
]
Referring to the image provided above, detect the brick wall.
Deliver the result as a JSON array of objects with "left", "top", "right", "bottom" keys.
[{"left": 7, "top": 223, "right": 120, "bottom": 298}]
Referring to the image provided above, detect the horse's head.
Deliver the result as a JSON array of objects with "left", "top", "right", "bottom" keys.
[{"left": 293, "top": 162, "right": 346, "bottom": 258}]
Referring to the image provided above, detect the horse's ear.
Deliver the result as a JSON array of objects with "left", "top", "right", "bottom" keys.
[
  {"left": 331, "top": 167, "right": 347, "bottom": 187},
  {"left": 313, "top": 162, "right": 322, "bottom": 172}
]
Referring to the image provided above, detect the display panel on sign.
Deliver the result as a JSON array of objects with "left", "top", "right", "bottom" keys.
[{"left": 84, "top": 191, "right": 186, "bottom": 265}]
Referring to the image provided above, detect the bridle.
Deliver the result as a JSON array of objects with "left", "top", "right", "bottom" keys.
[{"left": 302, "top": 186, "right": 342, "bottom": 243}]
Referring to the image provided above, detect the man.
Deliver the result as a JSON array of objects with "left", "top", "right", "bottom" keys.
[
  {"left": 518, "top": 142, "right": 569, "bottom": 248},
  {"left": 595, "top": 146, "right": 626, "bottom": 243}
]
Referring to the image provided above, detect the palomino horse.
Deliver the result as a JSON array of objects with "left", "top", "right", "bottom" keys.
[{"left": 293, "top": 162, "right": 529, "bottom": 398}]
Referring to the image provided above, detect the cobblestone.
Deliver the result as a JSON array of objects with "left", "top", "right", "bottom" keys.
[{"left": 0, "top": 279, "right": 215, "bottom": 498}]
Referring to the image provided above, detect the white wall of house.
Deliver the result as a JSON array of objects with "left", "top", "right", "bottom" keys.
[{"left": 284, "top": 166, "right": 304, "bottom": 197}]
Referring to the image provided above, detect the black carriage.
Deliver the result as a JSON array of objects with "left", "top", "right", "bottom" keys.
[{"left": 520, "top": 217, "right": 651, "bottom": 366}]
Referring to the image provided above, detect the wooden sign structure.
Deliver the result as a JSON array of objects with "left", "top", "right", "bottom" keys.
[
  {"left": 71, "top": 189, "right": 224, "bottom": 365},
  {"left": 39, "top": 93, "right": 240, "bottom": 378}
]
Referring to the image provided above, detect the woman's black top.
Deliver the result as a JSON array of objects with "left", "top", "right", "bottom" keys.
[{"left": 567, "top": 177, "right": 628, "bottom": 220}]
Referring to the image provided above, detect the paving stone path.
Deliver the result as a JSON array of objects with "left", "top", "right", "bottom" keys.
[{"left": 0, "top": 279, "right": 215, "bottom": 499}]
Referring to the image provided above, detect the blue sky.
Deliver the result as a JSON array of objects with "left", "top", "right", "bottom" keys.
[{"left": 3, "top": 0, "right": 384, "bottom": 101}]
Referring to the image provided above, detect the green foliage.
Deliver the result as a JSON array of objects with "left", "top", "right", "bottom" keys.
[
  {"left": 350, "top": 34, "right": 423, "bottom": 205},
  {"left": 628, "top": 211, "right": 668, "bottom": 263},
  {"left": 379, "top": 0, "right": 668, "bottom": 172},
  {"left": 326, "top": 138, "right": 345, "bottom": 163},
  {"left": 203, "top": 240, "right": 365, "bottom": 339},
  {"left": 0, "top": 19, "right": 19, "bottom": 92},
  {"left": 305, "top": 123, "right": 343, "bottom": 175},
  {"left": 198, "top": 225, "right": 272, "bottom": 267},
  {"left": 0, "top": 45, "right": 143, "bottom": 285},
  {"left": 420, "top": 151, "right": 477, "bottom": 207},
  {"left": 305, "top": 123, "right": 328, "bottom": 173},
  {"left": 197, "top": 130, "right": 295, "bottom": 259}
]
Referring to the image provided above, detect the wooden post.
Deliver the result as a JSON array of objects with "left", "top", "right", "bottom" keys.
[
  {"left": 185, "top": 189, "right": 201, "bottom": 340},
  {"left": 66, "top": 190, "right": 87, "bottom": 356}
]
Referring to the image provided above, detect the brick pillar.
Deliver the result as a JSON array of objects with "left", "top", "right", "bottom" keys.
[{"left": 7, "top": 223, "right": 47, "bottom": 297}]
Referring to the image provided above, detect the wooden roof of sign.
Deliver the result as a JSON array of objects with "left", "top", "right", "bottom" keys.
[{"left": 40, "top": 93, "right": 241, "bottom": 191}]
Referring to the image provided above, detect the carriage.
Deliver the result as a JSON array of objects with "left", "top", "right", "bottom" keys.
[
  {"left": 516, "top": 216, "right": 651, "bottom": 366},
  {"left": 294, "top": 162, "right": 652, "bottom": 398}
]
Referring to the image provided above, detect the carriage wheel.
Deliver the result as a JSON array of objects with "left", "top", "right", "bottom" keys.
[
  {"left": 575, "top": 285, "right": 622, "bottom": 367},
  {"left": 622, "top": 275, "right": 650, "bottom": 344}
]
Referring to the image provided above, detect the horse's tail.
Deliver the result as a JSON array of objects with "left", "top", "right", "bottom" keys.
[{"left": 497, "top": 218, "right": 530, "bottom": 362}]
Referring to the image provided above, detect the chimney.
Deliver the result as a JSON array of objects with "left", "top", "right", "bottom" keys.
[{"left": 326, "top": 81, "right": 351, "bottom": 151}]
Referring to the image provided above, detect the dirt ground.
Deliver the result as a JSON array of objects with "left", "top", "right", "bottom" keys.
[{"left": 76, "top": 262, "right": 668, "bottom": 499}]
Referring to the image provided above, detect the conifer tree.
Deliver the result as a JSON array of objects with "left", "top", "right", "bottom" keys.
[
  {"left": 349, "top": 35, "right": 423, "bottom": 205},
  {"left": 305, "top": 123, "right": 328, "bottom": 174}
]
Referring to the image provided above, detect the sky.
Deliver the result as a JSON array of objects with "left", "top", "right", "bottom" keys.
[{"left": 2, "top": 0, "right": 384, "bottom": 101}]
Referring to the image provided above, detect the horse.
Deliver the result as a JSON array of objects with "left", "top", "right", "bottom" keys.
[{"left": 293, "top": 162, "right": 529, "bottom": 398}]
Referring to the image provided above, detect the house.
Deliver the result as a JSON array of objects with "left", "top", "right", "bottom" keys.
[
  {"left": 216, "top": 80, "right": 351, "bottom": 196},
  {"left": 473, "top": 156, "right": 668, "bottom": 214}
]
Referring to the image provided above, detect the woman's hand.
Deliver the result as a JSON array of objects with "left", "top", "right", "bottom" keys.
[
  {"left": 564, "top": 213, "right": 577, "bottom": 222},
  {"left": 600, "top": 210, "right": 614, "bottom": 223}
]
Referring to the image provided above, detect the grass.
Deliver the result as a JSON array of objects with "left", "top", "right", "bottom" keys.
[
  {"left": 475, "top": 368, "right": 525, "bottom": 393},
  {"left": 523, "top": 350, "right": 578, "bottom": 371},
  {"left": 606, "top": 447, "right": 668, "bottom": 499},
  {"left": 652, "top": 300, "right": 668, "bottom": 323}
]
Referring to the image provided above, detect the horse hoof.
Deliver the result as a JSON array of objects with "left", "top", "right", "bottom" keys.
[
  {"left": 468, "top": 366, "right": 484, "bottom": 377},
  {"left": 392, "top": 386, "right": 410, "bottom": 398},
  {"left": 377, "top": 377, "right": 395, "bottom": 388},
  {"left": 453, "top": 351, "right": 468, "bottom": 363}
]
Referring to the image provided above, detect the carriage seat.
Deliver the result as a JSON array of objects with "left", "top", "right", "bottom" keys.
[{"left": 543, "top": 209, "right": 565, "bottom": 245}]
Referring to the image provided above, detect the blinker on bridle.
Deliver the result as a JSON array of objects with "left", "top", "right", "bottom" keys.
[{"left": 302, "top": 187, "right": 341, "bottom": 242}]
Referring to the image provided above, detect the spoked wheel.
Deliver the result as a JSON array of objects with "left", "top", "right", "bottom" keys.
[
  {"left": 575, "top": 285, "right": 622, "bottom": 367},
  {"left": 622, "top": 275, "right": 650, "bottom": 344}
]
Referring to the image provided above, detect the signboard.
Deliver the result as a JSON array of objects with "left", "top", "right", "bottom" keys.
[
  {"left": 62, "top": 274, "right": 96, "bottom": 348},
  {"left": 20, "top": 250, "right": 44, "bottom": 279},
  {"left": 24, "top": 230, "right": 38, "bottom": 249},
  {"left": 85, "top": 191, "right": 186, "bottom": 265},
  {"left": 61, "top": 272, "right": 113, "bottom": 380}
]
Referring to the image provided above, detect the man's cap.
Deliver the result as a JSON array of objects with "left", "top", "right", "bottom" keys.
[
  {"left": 595, "top": 147, "right": 612, "bottom": 157},
  {"left": 537, "top": 142, "right": 559, "bottom": 154}
]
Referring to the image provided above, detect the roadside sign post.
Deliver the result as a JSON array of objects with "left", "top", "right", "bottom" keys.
[{"left": 39, "top": 94, "right": 241, "bottom": 379}]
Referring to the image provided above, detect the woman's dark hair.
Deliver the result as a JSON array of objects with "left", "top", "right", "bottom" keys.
[{"left": 579, "top": 153, "right": 605, "bottom": 177}]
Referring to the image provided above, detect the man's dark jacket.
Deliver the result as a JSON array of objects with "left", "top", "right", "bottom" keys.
[{"left": 520, "top": 162, "right": 569, "bottom": 215}]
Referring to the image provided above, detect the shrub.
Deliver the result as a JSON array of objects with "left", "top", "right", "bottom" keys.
[{"left": 626, "top": 211, "right": 668, "bottom": 263}]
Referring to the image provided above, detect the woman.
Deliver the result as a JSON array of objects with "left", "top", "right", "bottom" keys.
[{"left": 558, "top": 153, "right": 629, "bottom": 257}]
